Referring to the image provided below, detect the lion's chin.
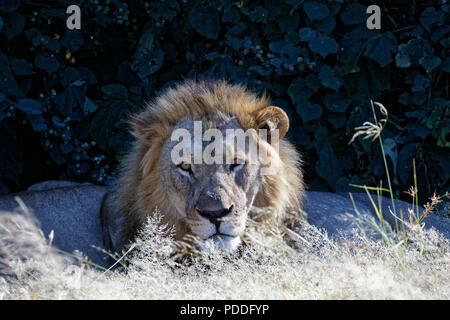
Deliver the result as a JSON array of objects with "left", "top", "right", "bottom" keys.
[{"left": 199, "top": 235, "right": 241, "bottom": 253}]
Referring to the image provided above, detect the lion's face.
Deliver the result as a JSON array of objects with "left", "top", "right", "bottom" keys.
[
  {"left": 159, "top": 117, "right": 265, "bottom": 252},
  {"left": 111, "top": 81, "right": 304, "bottom": 254}
]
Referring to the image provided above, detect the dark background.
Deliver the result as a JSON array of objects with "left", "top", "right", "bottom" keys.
[{"left": 0, "top": 0, "right": 449, "bottom": 204}]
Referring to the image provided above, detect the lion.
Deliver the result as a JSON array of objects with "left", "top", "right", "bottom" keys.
[
  {"left": 101, "top": 80, "right": 305, "bottom": 253},
  {"left": 2, "top": 81, "right": 449, "bottom": 268}
]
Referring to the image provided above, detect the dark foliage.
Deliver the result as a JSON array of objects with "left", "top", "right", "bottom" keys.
[{"left": 0, "top": 0, "right": 449, "bottom": 203}]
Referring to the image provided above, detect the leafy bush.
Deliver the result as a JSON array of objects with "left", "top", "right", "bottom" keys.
[{"left": 0, "top": 0, "right": 449, "bottom": 201}]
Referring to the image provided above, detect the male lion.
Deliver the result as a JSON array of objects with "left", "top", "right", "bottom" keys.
[
  {"left": 101, "top": 80, "right": 305, "bottom": 253},
  {"left": 1, "top": 81, "right": 448, "bottom": 266}
]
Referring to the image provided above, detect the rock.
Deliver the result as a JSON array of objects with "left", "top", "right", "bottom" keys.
[
  {"left": 305, "top": 191, "right": 450, "bottom": 239},
  {"left": 26, "top": 180, "right": 92, "bottom": 192},
  {"left": 0, "top": 182, "right": 109, "bottom": 267}
]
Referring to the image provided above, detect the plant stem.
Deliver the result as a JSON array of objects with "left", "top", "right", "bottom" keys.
[
  {"left": 378, "top": 135, "right": 397, "bottom": 218},
  {"left": 370, "top": 100, "right": 397, "bottom": 228}
]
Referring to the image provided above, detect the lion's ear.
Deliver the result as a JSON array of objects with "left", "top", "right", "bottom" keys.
[{"left": 252, "top": 106, "right": 289, "bottom": 143}]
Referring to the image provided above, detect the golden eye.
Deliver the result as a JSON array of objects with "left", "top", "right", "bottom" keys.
[{"left": 178, "top": 162, "right": 191, "bottom": 172}]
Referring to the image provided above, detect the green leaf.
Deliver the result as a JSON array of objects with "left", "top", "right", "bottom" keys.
[
  {"left": 34, "top": 54, "right": 59, "bottom": 75},
  {"left": 430, "top": 25, "right": 450, "bottom": 43},
  {"left": 412, "top": 75, "right": 430, "bottom": 93},
  {"left": 145, "top": 49, "right": 164, "bottom": 76},
  {"left": 398, "top": 92, "right": 410, "bottom": 105},
  {"left": 296, "top": 101, "right": 322, "bottom": 122},
  {"left": 138, "top": 27, "right": 154, "bottom": 51},
  {"left": 340, "top": 3, "right": 366, "bottom": 25},
  {"left": 405, "top": 38, "right": 433, "bottom": 64},
  {"left": 90, "top": 100, "right": 129, "bottom": 150},
  {"left": 11, "top": 58, "right": 32, "bottom": 76},
  {"left": 298, "top": 27, "right": 317, "bottom": 41},
  {"left": 310, "top": 35, "right": 338, "bottom": 58},
  {"left": 440, "top": 57, "right": 450, "bottom": 72},
  {"left": 440, "top": 36, "right": 450, "bottom": 48},
  {"left": 247, "top": 6, "right": 268, "bottom": 23},
  {"left": 395, "top": 49, "right": 411, "bottom": 68},
  {"left": 101, "top": 84, "right": 128, "bottom": 100},
  {"left": 383, "top": 138, "right": 398, "bottom": 177},
  {"left": 0, "top": 0, "right": 20, "bottom": 12},
  {"left": 303, "top": 1, "right": 329, "bottom": 21},
  {"left": 83, "top": 97, "right": 99, "bottom": 115},
  {"left": 27, "top": 114, "right": 47, "bottom": 132},
  {"left": 189, "top": 7, "right": 220, "bottom": 39},
  {"left": 292, "top": 127, "right": 311, "bottom": 146},
  {"left": 0, "top": 53, "right": 22, "bottom": 99},
  {"left": 3, "top": 12, "right": 25, "bottom": 40},
  {"left": 222, "top": 5, "right": 240, "bottom": 24},
  {"left": 324, "top": 91, "right": 350, "bottom": 112},
  {"left": 249, "top": 65, "right": 271, "bottom": 76},
  {"left": 364, "top": 32, "right": 397, "bottom": 67},
  {"left": 131, "top": 48, "right": 164, "bottom": 79},
  {"left": 316, "top": 138, "right": 343, "bottom": 186},
  {"left": 411, "top": 93, "right": 427, "bottom": 105},
  {"left": 278, "top": 13, "right": 299, "bottom": 32},
  {"left": 60, "top": 142, "right": 74, "bottom": 154},
  {"left": 398, "top": 144, "right": 416, "bottom": 185},
  {"left": 269, "top": 40, "right": 300, "bottom": 64},
  {"left": 16, "top": 99, "right": 42, "bottom": 115},
  {"left": 305, "top": 73, "right": 321, "bottom": 92},
  {"left": 288, "top": 78, "right": 313, "bottom": 103},
  {"left": 420, "top": 7, "right": 441, "bottom": 32},
  {"left": 50, "top": 148, "right": 66, "bottom": 164},
  {"left": 61, "top": 31, "right": 84, "bottom": 52},
  {"left": 319, "top": 65, "right": 342, "bottom": 91},
  {"left": 298, "top": 28, "right": 338, "bottom": 58},
  {"left": 148, "top": 0, "right": 180, "bottom": 21},
  {"left": 327, "top": 113, "right": 346, "bottom": 129},
  {"left": 338, "top": 26, "right": 375, "bottom": 66},
  {"left": 354, "top": 60, "right": 389, "bottom": 97},
  {"left": 313, "top": 16, "right": 336, "bottom": 34},
  {"left": 419, "top": 56, "right": 441, "bottom": 71},
  {"left": 60, "top": 67, "right": 83, "bottom": 88}
]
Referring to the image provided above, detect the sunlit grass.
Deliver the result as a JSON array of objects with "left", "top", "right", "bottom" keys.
[
  {"left": 1, "top": 201, "right": 449, "bottom": 299},
  {"left": 348, "top": 100, "right": 449, "bottom": 272}
]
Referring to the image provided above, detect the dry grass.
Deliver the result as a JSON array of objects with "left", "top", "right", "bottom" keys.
[{"left": 1, "top": 204, "right": 449, "bottom": 300}]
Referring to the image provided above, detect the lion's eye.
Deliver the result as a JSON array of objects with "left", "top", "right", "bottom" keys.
[{"left": 178, "top": 162, "right": 192, "bottom": 172}]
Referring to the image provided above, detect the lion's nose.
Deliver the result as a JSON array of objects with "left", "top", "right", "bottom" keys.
[{"left": 197, "top": 205, "right": 233, "bottom": 223}]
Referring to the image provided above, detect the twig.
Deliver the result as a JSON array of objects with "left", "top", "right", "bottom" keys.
[
  {"left": 289, "top": 0, "right": 304, "bottom": 16},
  {"left": 88, "top": 243, "right": 136, "bottom": 287}
]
